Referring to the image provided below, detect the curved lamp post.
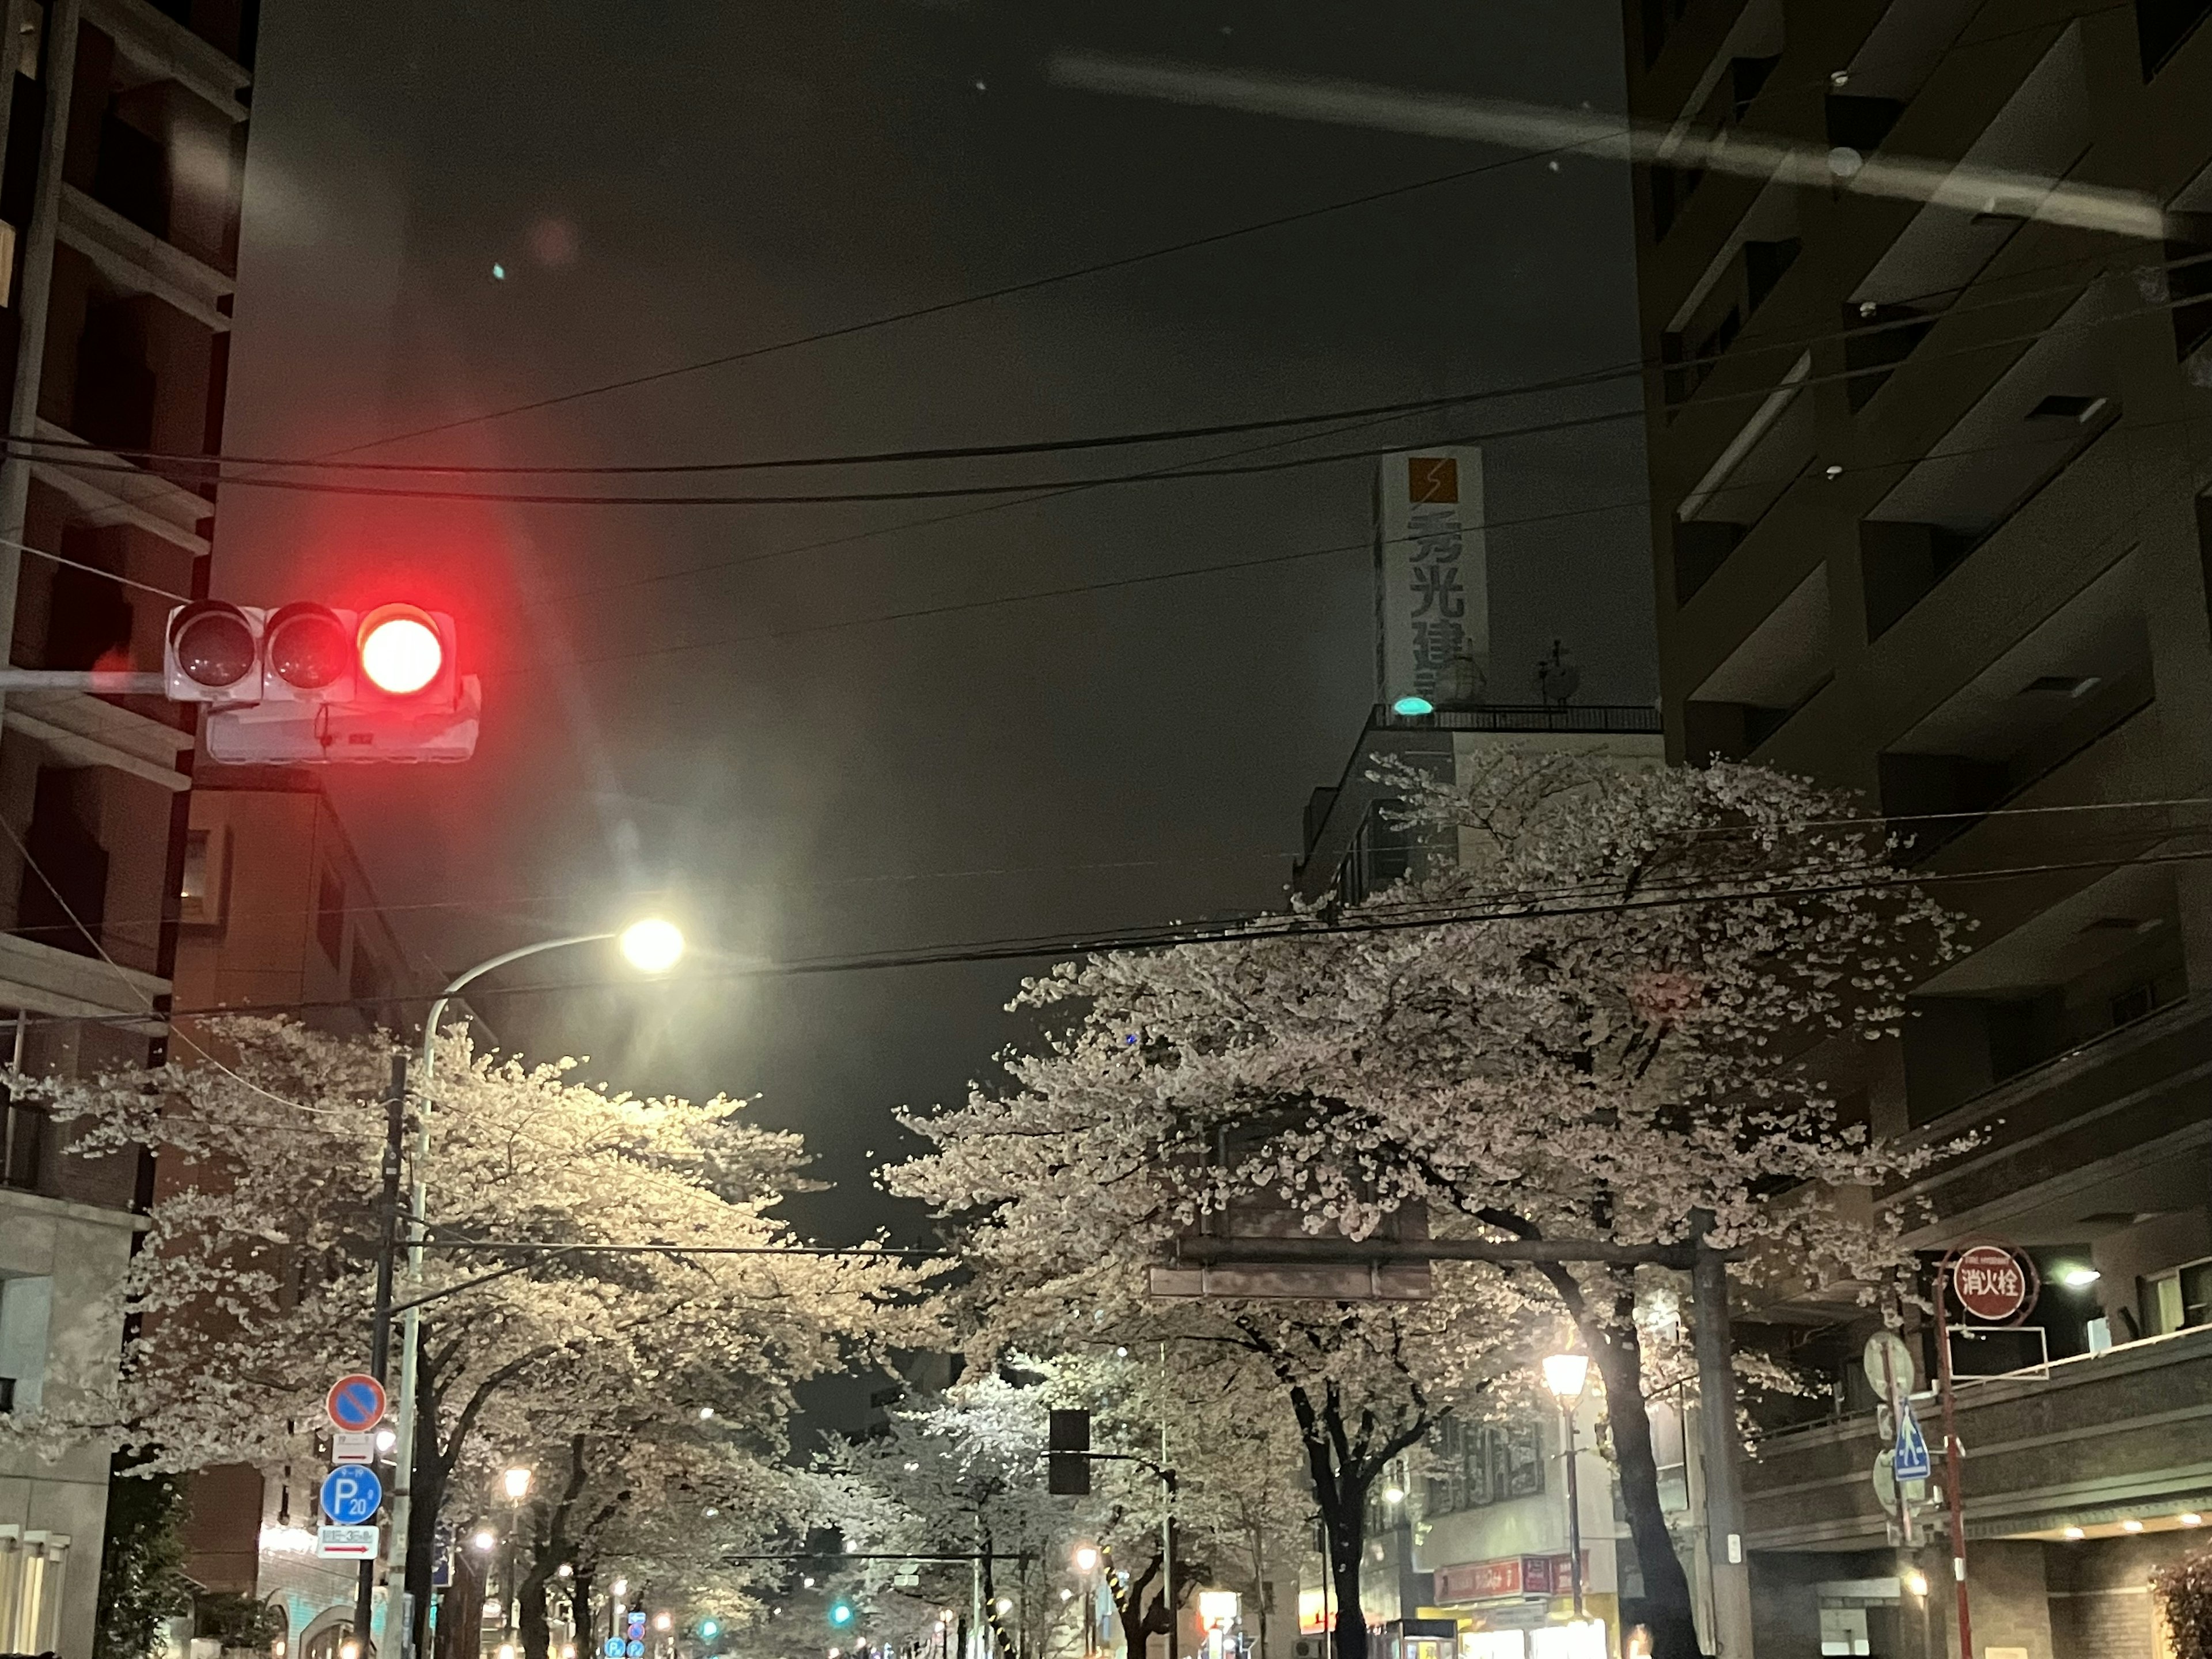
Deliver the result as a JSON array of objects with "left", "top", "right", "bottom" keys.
[{"left": 385, "top": 921, "right": 685, "bottom": 1657}]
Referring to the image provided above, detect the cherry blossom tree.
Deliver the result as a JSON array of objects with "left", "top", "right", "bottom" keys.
[
  {"left": 812, "top": 1355, "right": 1299, "bottom": 1659},
  {"left": 888, "top": 752, "right": 1963, "bottom": 1659},
  {"left": 883, "top": 1134, "right": 1536, "bottom": 1659},
  {"left": 1, "top": 1019, "right": 927, "bottom": 1654}
]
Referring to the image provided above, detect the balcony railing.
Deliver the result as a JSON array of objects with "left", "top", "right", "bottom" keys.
[
  {"left": 1744, "top": 1323, "right": 2212, "bottom": 1550},
  {"left": 1373, "top": 703, "right": 1663, "bottom": 734}
]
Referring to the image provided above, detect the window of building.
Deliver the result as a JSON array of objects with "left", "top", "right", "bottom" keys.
[
  {"left": 0, "top": 1094, "right": 40, "bottom": 1191},
  {"left": 1818, "top": 1608, "right": 1870, "bottom": 1658},
  {"left": 2111, "top": 982, "right": 2160, "bottom": 1028},
  {"left": 316, "top": 866, "right": 344, "bottom": 969},
  {"left": 178, "top": 829, "right": 210, "bottom": 919},
  {"left": 2143, "top": 1259, "right": 2212, "bottom": 1336},
  {"left": 0, "top": 1273, "right": 51, "bottom": 1414}
]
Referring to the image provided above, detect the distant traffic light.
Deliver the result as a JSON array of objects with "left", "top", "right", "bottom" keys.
[
  {"left": 1048, "top": 1408, "right": 1092, "bottom": 1496},
  {"left": 829, "top": 1603, "right": 855, "bottom": 1629},
  {"left": 165, "top": 602, "right": 479, "bottom": 763}
]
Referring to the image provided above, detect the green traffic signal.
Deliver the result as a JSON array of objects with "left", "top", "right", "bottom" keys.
[
  {"left": 830, "top": 1603, "right": 855, "bottom": 1628},
  {"left": 699, "top": 1622, "right": 719, "bottom": 1641}
]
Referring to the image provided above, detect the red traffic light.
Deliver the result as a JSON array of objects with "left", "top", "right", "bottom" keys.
[
  {"left": 358, "top": 604, "right": 445, "bottom": 696},
  {"left": 168, "top": 602, "right": 258, "bottom": 693},
  {"left": 166, "top": 599, "right": 476, "bottom": 762}
]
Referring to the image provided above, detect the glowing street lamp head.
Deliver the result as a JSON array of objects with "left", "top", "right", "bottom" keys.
[
  {"left": 1073, "top": 1546, "right": 1099, "bottom": 1573},
  {"left": 471, "top": 1529, "right": 497, "bottom": 1552},
  {"left": 619, "top": 917, "right": 685, "bottom": 974},
  {"left": 503, "top": 1465, "right": 533, "bottom": 1499},
  {"left": 358, "top": 604, "right": 446, "bottom": 695},
  {"left": 1541, "top": 1351, "right": 1591, "bottom": 1403}
]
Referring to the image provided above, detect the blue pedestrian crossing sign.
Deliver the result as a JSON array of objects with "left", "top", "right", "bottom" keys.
[
  {"left": 1893, "top": 1399, "right": 1932, "bottom": 1482},
  {"left": 320, "top": 1464, "right": 384, "bottom": 1525}
]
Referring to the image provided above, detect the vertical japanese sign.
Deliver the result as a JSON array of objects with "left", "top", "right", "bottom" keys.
[{"left": 1376, "top": 448, "right": 1488, "bottom": 710}]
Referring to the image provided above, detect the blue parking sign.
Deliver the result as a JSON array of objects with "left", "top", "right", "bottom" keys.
[
  {"left": 604, "top": 1642, "right": 624, "bottom": 1657},
  {"left": 320, "top": 1465, "right": 383, "bottom": 1525}
]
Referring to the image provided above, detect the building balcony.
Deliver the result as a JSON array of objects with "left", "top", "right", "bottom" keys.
[
  {"left": 1886, "top": 991, "right": 2212, "bottom": 1244},
  {"left": 83, "top": 0, "right": 251, "bottom": 121},
  {"left": 1744, "top": 1323, "right": 2212, "bottom": 1551},
  {"left": 28, "top": 416, "right": 211, "bottom": 556},
  {"left": 59, "top": 184, "right": 234, "bottom": 335}
]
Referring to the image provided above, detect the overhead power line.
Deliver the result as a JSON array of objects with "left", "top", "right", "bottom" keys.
[
  {"left": 37, "top": 815, "right": 2212, "bottom": 1036},
  {"left": 296, "top": 1, "right": 2136, "bottom": 456}
]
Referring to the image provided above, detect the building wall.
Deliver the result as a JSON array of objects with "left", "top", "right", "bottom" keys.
[
  {"left": 1621, "top": 2, "right": 2212, "bottom": 1657},
  {"left": 0, "top": 2, "right": 259, "bottom": 1654},
  {"left": 0, "top": 1186, "right": 140, "bottom": 1658}
]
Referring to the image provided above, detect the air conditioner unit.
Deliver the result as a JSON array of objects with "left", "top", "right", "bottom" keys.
[{"left": 1296, "top": 1639, "right": 1327, "bottom": 1659}]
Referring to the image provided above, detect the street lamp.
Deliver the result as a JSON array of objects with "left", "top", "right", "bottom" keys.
[
  {"left": 1542, "top": 1350, "right": 1591, "bottom": 1619},
  {"left": 502, "top": 1469, "right": 534, "bottom": 1649},
  {"left": 1071, "top": 1546, "right": 1100, "bottom": 1659},
  {"left": 387, "top": 919, "right": 686, "bottom": 1654}
]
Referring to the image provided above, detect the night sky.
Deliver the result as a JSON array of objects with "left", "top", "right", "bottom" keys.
[{"left": 209, "top": 1, "right": 1654, "bottom": 1415}]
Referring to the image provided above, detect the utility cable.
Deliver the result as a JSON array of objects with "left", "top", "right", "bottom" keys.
[
  {"left": 19, "top": 269, "right": 2189, "bottom": 514},
  {"left": 0, "top": 812, "right": 340, "bottom": 1117},
  {"left": 513, "top": 405, "right": 2173, "bottom": 673},
  {"left": 296, "top": 0, "right": 2140, "bottom": 454},
  {"left": 25, "top": 826, "right": 2212, "bottom": 1036}
]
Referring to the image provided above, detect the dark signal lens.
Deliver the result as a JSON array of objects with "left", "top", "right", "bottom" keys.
[
  {"left": 265, "top": 604, "right": 350, "bottom": 689},
  {"left": 171, "top": 603, "right": 257, "bottom": 688}
]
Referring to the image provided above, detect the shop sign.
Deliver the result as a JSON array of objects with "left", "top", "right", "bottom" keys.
[{"left": 1436, "top": 1555, "right": 1584, "bottom": 1605}]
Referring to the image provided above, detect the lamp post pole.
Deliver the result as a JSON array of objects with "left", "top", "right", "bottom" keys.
[
  {"left": 387, "top": 924, "right": 681, "bottom": 1659},
  {"left": 1559, "top": 1399, "right": 1585, "bottom": 1619}
]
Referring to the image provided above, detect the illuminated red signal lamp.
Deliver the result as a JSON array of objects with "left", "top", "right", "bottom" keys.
[{"left": 357, "top": 604, "right": 446, "bottom": 696}]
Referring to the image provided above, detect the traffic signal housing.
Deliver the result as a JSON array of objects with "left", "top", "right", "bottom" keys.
[
  {"left": 1048, "top": 1408, "right": 1092, "bottom": 1496},
  {"left": 164, "top": 601, "right": 479, "bottom": 763}
]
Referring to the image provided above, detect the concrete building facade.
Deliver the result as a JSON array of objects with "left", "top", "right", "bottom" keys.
[
  {"left": 0, "top": 2, "right": 256, "bottom": 1654},
  {"left": 1623, "top": 0, "right": 2212, "bottom": 1654}
]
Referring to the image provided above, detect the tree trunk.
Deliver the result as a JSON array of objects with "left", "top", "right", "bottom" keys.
[
  {"left": 1585, "top": 1313, "right": 1702, "bottom": 1659},
  {"left": 406, "top": 1444, "right": 449, "bottom": 1659},
  {"left": 570, "top": 1570, "right": 592, "bottom": 1657},
  {"left": 1290, "top": 1392, "right": 1369, "bottom": 1659},
  {"left": 519, "top": 1558, "right": 553, "bottom": 1659}
]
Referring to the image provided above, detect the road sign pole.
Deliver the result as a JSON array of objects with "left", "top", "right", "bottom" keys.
[
  {"left": 1935, "top": 1285, "right": 1972, "bottom": 1659},
  {"left": 355, "top": 1052, "right": 408, "bottom": 1654}
]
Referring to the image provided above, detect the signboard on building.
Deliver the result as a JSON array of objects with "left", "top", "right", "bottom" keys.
[
  {"left": 1434, "top": 1554, "right": 1585, "bottom": 1605},
  {"left": 1376, "top": 449, "right": 1487, "bottom": 711}
]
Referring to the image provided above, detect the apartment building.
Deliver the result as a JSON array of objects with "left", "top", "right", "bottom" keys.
[
  {"left": 0, "top": 3, "right": 256, "bottom": 1656},
  {"left": 1625, "top": 0, "right": 2212, "bottom": 1654}
]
